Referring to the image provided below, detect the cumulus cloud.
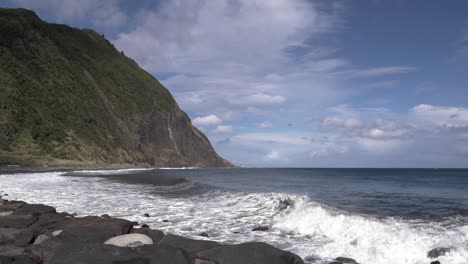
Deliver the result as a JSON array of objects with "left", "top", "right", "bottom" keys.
[
  {"left": 236, "top": 93, "right": 286, "bottom": 106},
  {"left": 411, "top": 104, "right": 468, "bottom": 128},
  {"left": 213, "top": 125, "right": 233, "bottom": 133},
  {"left": 192, "top": 115, "right": 222, "bottom": 126},
  {"left": 263, "top": 150, "right": 284, "bottom": 162}
]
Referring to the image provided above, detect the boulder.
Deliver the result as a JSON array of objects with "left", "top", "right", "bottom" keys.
[
  {"left": 252, "top": 226, "right": 269, "bottom": 232},
  {"left": 197, "top": 242, "right": 304, "bottom": 264},
  {"left": 12, "top": 204, "right": 56, "bottom": 217},
  {"left": 0, "top": 203, "right": 22, "bottom": 212},
  {"left": 34, "top": 215, "right": 134, "bottom": 244},
  {"left": 0, "top": 215, "right": 37, "bottom": 229},
  {"left": 143, "top": 213, "right": 150, "bottom": 217},
  {"left": 131, "top": 228, "right": 165, "bottom": 244},
  {"left": 427, "top": 247, "right": 451, "bottom": 258},
  {"left": 335, "top": 257, "right": 359, "bottom": 264},
  {"left": 0, "top": 254, "right": 41, "bottom": 264},
  {"left": 51, "top": 230, "right": 62, "bottom": 237},
  {"left": 32, "top": 239, "right": 188, "bottom": 264},
  {"left": 199, "top": 232, "right": 209, "bottom": 238},
  {"left": 0, "top": 228, "right": 34, "bottom": 246},
  {"left": 33, "top": 234, "right": 50, "bottom": 245},
  {"left": 104, "top": 233, "right": 153, "bottom": 248},
  {"left": 29, "top": 213, "right": 71, "bottom": 234},
  {"left": 0, "top": 245, "right": 25, "bottom": 257},
  {"left": 430, "top": 261, "right": 441, "bottom": 264},
  {"left": 158, "top": 234, "right": 220, "bottom": 258}
]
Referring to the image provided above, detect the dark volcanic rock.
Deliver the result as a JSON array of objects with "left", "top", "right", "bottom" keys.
[
  {"left": 0, "top": 228, "right": 34, "bottom": 246},
  {"left": 199, "top": 232, "right": 209, "bottom": 238},
  {"left": 143, "top": 213, "right": 150, "bottom": 217},
  {"left": 12, "top": 204, "right": 56, "bottom": 217},
  {"left": 252, "top": 226, "right": 270, "bottom": 232},
  {"left": 131, "top": 228, "right": 165, "bottom": 244},
  {"left": 0, "top": 245, "right": 25, "bottom": 257},
  {"left": 158, "top": 234, "right": 220, "bottom": 258},
  {"left": 427, "top": 247, "right": 451, "bottom": 258},
  {"left": 335, "top": 257, "right": 359, "bottom": 264},
  {"left": 430, "top": 261, "right": 441, "bottom": 264},
  {"left": 29, "top": 213, "right": 72, "bottom": 235},
  {"left": 0, "top": 215, "right": 37, "bottom": 229},
  {"left": 196, "top": 242, "right": 304, "bottom": 264},
  {"left": 0, "top": 203, "right": 22, "bottom": 212},
  {"left": 32, "top": 239, "right": 188, "bottom": 264}
]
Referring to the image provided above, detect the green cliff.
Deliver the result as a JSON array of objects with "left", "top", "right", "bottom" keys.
[{"left": 0, "top": 8, "right": 232, "bottom": 167}]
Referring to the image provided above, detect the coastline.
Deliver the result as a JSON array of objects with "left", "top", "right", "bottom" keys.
[{"left": 0, "top": 195, "right": 305, "bottom": 264}]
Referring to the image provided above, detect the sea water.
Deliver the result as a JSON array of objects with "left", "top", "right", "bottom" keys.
[{"left": 0, "top": 168, "right": 467, "bottom": 264}]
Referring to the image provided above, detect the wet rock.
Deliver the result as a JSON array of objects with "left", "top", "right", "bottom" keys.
[
  {"left": 143, "top": 213, "right": 150, "bottom": 217},
  {"left": 12, "top": 204, "right": 56, "bottom": 217},
  {"left": 335, "top": 257, "right": 359, "bottom": 264},
  {"left": 430, "top": 261, "right": 441, "bottom": 264},
  {"left": 104, "top": 233, "right": 153, "bottom": 248},
  {"left": 196, "top": 242, "right": 304, "bottom": 264},
  {"left": 33, "top": 234, "right": 50, "bottom": 245},
  {"left": 158, "top": 234, "right": 220, "bottom": 258},
  {"left": 100, "top": 214, "right": 111, "bottom": 219},
  {"left": 131, "top": 228, "right": 165, "bottom": 244},
  {"left": 279, "top": 199, "right": 293, "bottom": 210},
  {"left": 0, "top": 228, "right": 34, "bottom": 246},
  {"left": 252, "top": 226, "right": 269, "bottom": 232},
  {"left": 199, "top": 232, "right": 210, "bottom": 238},
  {"left": 427, "top": 247, "right": 451, "bottom": 258},
  {"left": 162, "top": 219, "right": 169, "bottom": 223},
  {"left": 141, "top": 224, "right": 149, "bottom": 228},
  {"left": 0, "top": 215, "right": 37, "bottom": 229}
]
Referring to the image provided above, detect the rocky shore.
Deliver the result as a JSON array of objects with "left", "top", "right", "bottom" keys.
[
  {"left": 0, "top": 193, "right": 452, "bottom": 264},
  {"left": 0, "top": 194, "right": 305, "bottom": 264}
]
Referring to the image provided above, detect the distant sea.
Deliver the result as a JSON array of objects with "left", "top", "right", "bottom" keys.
[{"left": 1, "top": 168, "right": 467, "bottom": 264}]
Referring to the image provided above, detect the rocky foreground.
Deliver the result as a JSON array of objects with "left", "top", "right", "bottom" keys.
[
  {"left": 0, "top": 194, "right": 305, "bottom": 264},
  {"left": 0, "top": 194, "right": 451, "bottom": 264}
]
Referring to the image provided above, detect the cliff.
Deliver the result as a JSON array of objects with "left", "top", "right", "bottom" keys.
[{"left": 0, "top": 8, "right": 232, "bottom": 167}]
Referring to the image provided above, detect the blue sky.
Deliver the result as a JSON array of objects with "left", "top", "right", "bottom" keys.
[{"left": 4, "top": 0, "right": 468, "bottom": 167}]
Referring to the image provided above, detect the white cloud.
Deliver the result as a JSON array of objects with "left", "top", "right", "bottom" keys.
[
  {"left": 237, "top": 93, "right": 286, "bottom": 106},
  {"left": 12, "top": 0, "right": 127, "bottom": 28},
  {"left": 258, "top": 121, "right": 273, "bottom": 129},
  {"left": 263, "top": 150, "right": 284, "bottom": 161},
  {"left": 213, "top": 125, "right": 233, "bottom": 133},
  {"left": 339, "top": 66, "right": 416, "bottom": 78},
  {"left": 192, "top": 115, "right": 222, "bottom": 126},
  {"left": 411, "top": 104, "right": 468, "bottom": 128}
]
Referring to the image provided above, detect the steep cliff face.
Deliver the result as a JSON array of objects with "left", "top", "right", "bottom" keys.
[{"left": 0, "top": 8, "right": 232, "bottom": 167}]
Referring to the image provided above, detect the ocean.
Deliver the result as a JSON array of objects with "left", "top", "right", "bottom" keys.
[{"left": 0, "top": 168, "right": 467, "bottom": 263}]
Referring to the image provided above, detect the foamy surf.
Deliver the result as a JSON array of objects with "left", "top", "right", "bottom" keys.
[{"left": 0, "top": 170, "right": 466, "bottom": 264}]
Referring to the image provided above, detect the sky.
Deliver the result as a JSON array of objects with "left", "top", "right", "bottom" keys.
[{"left": 3, "top": 0, "right": 468, "bottom": 167}]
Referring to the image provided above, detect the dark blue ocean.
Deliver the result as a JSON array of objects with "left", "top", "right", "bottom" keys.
[{"left": 1, "top": 168, "right": 467, "bottom": 263}]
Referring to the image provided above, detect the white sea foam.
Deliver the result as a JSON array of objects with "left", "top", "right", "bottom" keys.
[{"left": 0, "top": 171, "right": 466, "bottom": 264}]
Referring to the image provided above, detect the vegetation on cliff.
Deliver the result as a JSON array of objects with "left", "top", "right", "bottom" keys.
[{"left": 0, "top": 8, "right": 231, "bottom": 167}]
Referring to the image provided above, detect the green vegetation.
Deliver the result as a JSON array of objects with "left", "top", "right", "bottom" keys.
[{"left": 0, "top": 8, "right": 230, "bottom": 167}]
